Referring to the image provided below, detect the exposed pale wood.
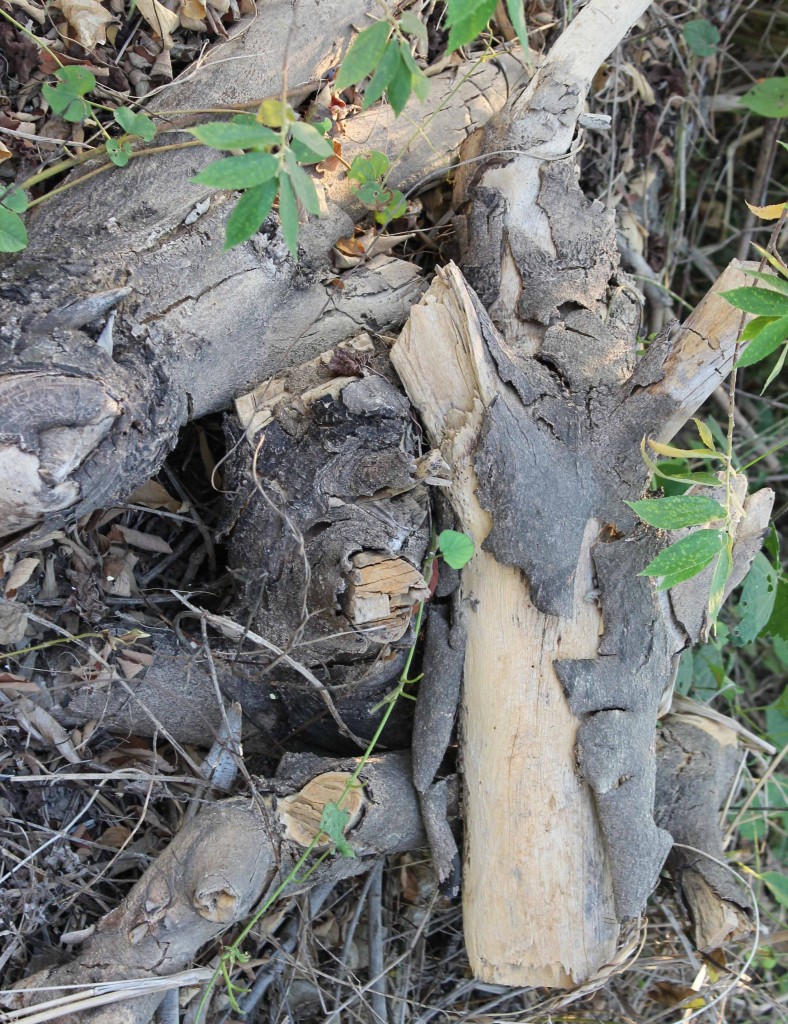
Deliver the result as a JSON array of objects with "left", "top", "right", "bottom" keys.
[
  {"left": 392, "top": 265, "right": 617, "bottom": 986},
  {"left": 279, "top": 771, "right": 364, "bottom": 846}
]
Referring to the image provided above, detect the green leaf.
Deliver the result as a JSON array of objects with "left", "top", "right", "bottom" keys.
[
  {"left": 257, "top": 98, "right": 297, "bottom": 127},
  {"left": 736, "top": 315, "right": 788, "bottom": 367},
  {"left": 105, "top": 138, "right": 132, "bottom": 167},
  {"left": 55, "top": 65, "right": 96, "bottom": 96},
  {"left": 743, "top": 269, "right": 788, "bottom": 296},
  {"left": 682, "top": 18, "right": 720, "bottom": 57},
  {"left": 289, "top": 121, "right": 334, "bottom": 158},
  {"left": 367, "top": 150, "right": 389, "bottom": 179},
  {"left": 739, "top": 315, "right": 777, "bottom": 341},
  {"left": 765, "top": 573, "right": 788, "bottom": 641},
  {"left": 277, "top": 171, "right": 299, "bottom": 258},
  {"left": 355, "top": 181, "right": 388, "bottom": 206},
  {"left": 0, "top": 188, "right": 27, "bottom": 213},
  {"left": 733, "top": 552, "right": 778, "bottom": 644},
  {"left": 639, "top": 530, "right": 728, "bottom": 588},
  {"left": 335, "top": 20, "right": 392, "bottom": 91},
  {"left": 446, "top": 0, "right": 498, "bottom": 52},
  {"left": 319, "top": 801, "right": 356, "bottom": 858},
  {"left": 626, "top": 495, "right": 727, "bottom": 529},
  {"left": 692, "top": 418, "right": 716, "bottom": 451},
  {"left": 285, "top": 154, "right": 321, "bottom": 216},
  {"left": 762, "top": 871, "right": 788, "bottom": 908},
  {"left": 0, "top": 205, "right": 28, "bottom": 253},
  {"left": 399, "top": 11, "right": 428, "bottom": 42},
  {"left": 721, "top": 286, "right": 788, "bottom": 317},
  {"left": 192, "top": 152, "right": 279, "bottom": 189},
  {"left": 708, "top": 544, "right": 733, "bottom": 621},
  {"left": 385, "top": 49, "right": 412, "bottom": 115},
  {"left": 224, "top": 179, "right": 278, "bottom": 249},
  {"left": 759, "top": 340, "right": 788, "bottom": 392},
  {"left": 399, "top": 41, "right": 430, "bottom": 103},
  {"left": 113, "top": 107, "right": 156, "bottom": 142},
  {"left": 505, "top": 0, "right": 530, "bottom": 54},
  {"left": 739, "top": 77, "right": 788, "bottom": 119},
  {"left": 188, "top": 121, "right": 278, "bottom": 150},
  {"left": 438, "top": 529, "right": 475, "bottom": 569},
  {"left": 376, "top": 188, "right": 407, "bottom": 225}
]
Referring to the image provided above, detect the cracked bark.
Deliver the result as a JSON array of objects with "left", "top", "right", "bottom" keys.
[
  {"left": 391, "top": 0, "right": 772, "bottom": 986},
  {"left": 0, "top": 0, "right": 528, "bottom": 547}
]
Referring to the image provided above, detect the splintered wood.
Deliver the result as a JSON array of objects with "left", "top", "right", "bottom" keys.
[{"left": 392, "top": 265, "right": 617, "bottom": 986}]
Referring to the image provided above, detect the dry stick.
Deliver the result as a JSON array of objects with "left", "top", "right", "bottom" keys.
[{"left": 367, "top": 860, "right": 388, "bottom": 1024}]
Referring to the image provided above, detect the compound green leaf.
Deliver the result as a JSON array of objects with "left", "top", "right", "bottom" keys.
[
  {"left": 446, "top": 0, "right": 497, "bottom": 53},
  {"left": 285, "top": 156, "right": 321, "bottom": 216},
  {"left": 362, "top": 40, "right": 402, "bottom": 109},
  {"left": 224, "top": 179, "right": 277, "bottom": 249},
  {"left": 0, "top": 205, "right": 28, "bottom": 253},
  {"left": 277, "top": 171, "right": 299, "bottom": 258},
  {"left": 290, "top": 121, "right": 334, "bottom": 158},
  {"left": 682, "top": 18, "right": 720, "bottom": 57},
  {"left": 114, "top": 107, "right": 156, "bottom": 141},
  {"left": 438, "top": 529, "right": 475, "bottom": 569},
  {"left": 192, "top": 152, "right": 278, "bottom": 189},
  {"left": 385, "top": 49, "right": 412, "bottom": 115},
  {"left": 626, "top": 495, "right": 726, "bottom": 529},
  {"left": 505, "top": 0, "right": 530, "bottom": 55},
  {"left": 733, "top": 552, "right": 778, "bottom": 644},
  {"left": 335, "top": 20, "right": 391, "bottom": 91},
  {"left": 640, "top": 530, "right": 727, "bottom": 587},
  {"left": 189, "top": 121, "right": 278, "bottom": 150},
  {"left": 736, "top": 315, "right": 788, "bottom": 367},
  {"left": 399, "top": 11, "right": 428, "bottom": 42},
  {"left": 721, "top": 285, "right": 788, "bottom": 317},
  {"left": 743, "top": 269, "right": 788, "bottom": 296}
]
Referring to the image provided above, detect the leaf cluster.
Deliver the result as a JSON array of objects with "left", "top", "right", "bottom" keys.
[
  {"left": 189, "top": 104, "right": 334, "bottom": 253},
  {"left": 722, "top": 251, "right": 788, "bottom": 392},
  {"left": 348, "top": 151, "right": 407, "bottom": 226}
]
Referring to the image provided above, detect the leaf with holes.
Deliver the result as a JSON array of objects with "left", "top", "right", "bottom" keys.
[
  {"left": 224, "top": 179, "right": 278, "bottom": 249},
  {"left": 446, "top": 0, "right": 497, "bottom": 53},
  {"left": 319, "top": 801, "right": 355, "bottom": 858},
  {"left": 335, "top": 20, "right": 391, "bottom": 91},
  {"left": 626, "top": 495, "right": 727, "bottom": 529},
  {"left": 106, "top": 138, "right": 133, "bottom": 167},
  {"left": 639, "top": 530, "right": 728, "bottom": 589},
  {"left": 733, "top": 553, "right": 778, "bottom": 644},
  {"left": 739, "top": 77, "right": 788, "bottom": 118},
  {"left": 438, "top": 530, "right": 475, "bottom": 570}
]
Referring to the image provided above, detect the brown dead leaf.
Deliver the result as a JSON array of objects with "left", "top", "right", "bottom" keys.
[
  {"left": 0, "top": 672, "right": 42, "bottom": 695},
  {"left": 180, "top": 0, "right": 206, "bottom": 18},
  {"left": 54, "top": 0, "right": 116, "bottom": 49},
  {"left": 127, "top": 479, "right": 184, "bottom": 512},
  {"left": 100, "top": 548, "right": 138, "bottom": 597},
  {"left": 136, "top": 0, "right": 179, "bottom": 48},
  {"left": 109, "top": 524, "right": 172, "bottom": 554},
  {"left": 16, "top": 699, "right": 81, "bottom": 763},
  {"left": 100, "top": 824, "right": 132, "bottom": 848},
  {"left": 0, "top": 140, "right": 12, "bottom": 164},
  {"left": 4, "top": 556, "right": 40, "bottom": 597}
]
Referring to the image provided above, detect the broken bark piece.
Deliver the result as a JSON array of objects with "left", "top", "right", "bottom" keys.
[
  {"left": 344, "top": 551, "right": 429, "bottom": 636},
  {"left": 655, "top": 716, "right": 754, "bottom": 951}
]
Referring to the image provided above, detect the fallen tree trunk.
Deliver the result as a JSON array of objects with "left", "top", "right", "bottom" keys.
[
  {"left": 0, "top": 1, "right": 529, "bottom": 546},
  {"left": 390, "top": 0, "right": 773, "bottom": 985}
]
